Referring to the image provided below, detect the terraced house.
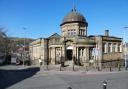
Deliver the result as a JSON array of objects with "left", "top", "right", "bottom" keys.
[{"left": 29, "top": 7, "right": 123, "bottom": 69}]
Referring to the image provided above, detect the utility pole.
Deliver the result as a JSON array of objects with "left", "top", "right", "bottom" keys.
[{"left": 124, "top": 27, "right": 128, "bottom": 70}]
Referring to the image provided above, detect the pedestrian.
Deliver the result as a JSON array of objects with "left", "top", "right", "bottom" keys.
[
  {"left": 61, "top": 56, "right": 65, "bottom": 67},
  {"left": 39, "top": 59, "right": 42, "bottom": 66}
]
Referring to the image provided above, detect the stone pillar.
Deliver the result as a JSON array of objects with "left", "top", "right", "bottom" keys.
[
  {"left": 115, "top": 43, "right": 118, "bottom": 52},
  {"left": 73, "top": 45, "right": 77, "bottom": 65},
  {"left": 51, "top": 47, "right": 56, "bottom": 64},
  {"left": 83, "top": 48, "right": 86, "bottom": 63},
  {"left": 77, "top": 29, "right": 79, "bottom": 35},
  {"left": 111, "top": 43, "right": 113, "bottom": 52},
  {"left": 80, "top": 49, "right": 83, "bottom": 63},
  {"left": 55, "top": 48, "right": 56, "bottom": 64},
  {"left": 82, "top": 30, "right": 84, "bottom": 36},
  {"left": 77, "top": 47, "right": 79, "bottom": 63},
  {"left": 85, "top": 28, "right": 87, "bottom": 36},
  {"left": 110, "top": 43, "right": 113, "bottom": 52},
  {"left": 49, "top": 48, "right": 51, "bottom": 63},
  {"left": 120, "top": 43, "right": 123, "bottom": 52},
  {"left": 62, "top": 43, "right": 66, "bottom": 62},
  {"left": 86, "top": 48, "right": 89, "bottom": 67},
  {"left": 73, "top": 46, "right": 77, "bottom": 58},
  {"left": 106, "top": 43, "right": 108, "bottom": 53}
]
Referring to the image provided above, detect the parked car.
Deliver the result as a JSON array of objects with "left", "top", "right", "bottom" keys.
[
  {"left": 0, "top": 55, "right": 6, "bottom": 65},
  {"left": 11, "top": 54, "right": 17, "bottom": 64}
]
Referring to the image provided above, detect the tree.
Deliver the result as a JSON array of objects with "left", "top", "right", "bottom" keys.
[{"left": 0, "top": 27, "right": 7, "bottom": 54}]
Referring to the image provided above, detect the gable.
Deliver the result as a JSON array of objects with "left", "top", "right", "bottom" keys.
[{"left": 48, "top": 33, "right": 61, "bottom": 39}]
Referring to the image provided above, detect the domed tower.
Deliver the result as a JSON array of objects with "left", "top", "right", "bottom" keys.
[{"left": 60, "top": 7, "right": 88, "bottom": 37}]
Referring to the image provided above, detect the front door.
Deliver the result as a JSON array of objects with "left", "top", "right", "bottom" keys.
[{"left": 66, "top": 49, "right": 72, "bottom": 61}]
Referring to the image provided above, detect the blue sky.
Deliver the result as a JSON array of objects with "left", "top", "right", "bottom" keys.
[{"left": 0, "top": 0, "right": 128, "bottom": 39}]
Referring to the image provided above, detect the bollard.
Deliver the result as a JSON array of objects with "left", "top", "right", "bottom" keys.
[
  {"left": 60, "top": 64, "right": 62, "bottom": 71},
  {"left": 118, "top": 64, "right": 121, "bottom": 71},
  {"left": 72, "top": 61, "right": 75, "bottom": 71},
  {"left": 73, "top": 65, "right": 75, "bottom": 71},
  {"left": 46, "top": 65, "right": 49, "bottom": 70},
  {"left": 97, "top": 66, "right": 100, "bottom": 71},
  {"left": 103, "top": 81, "right": 107, "bottom": 89},
  {"left": 109, "top": 67, "right": 112, "bottom": 72},
  {"left": 125, "top": 66, "right": 127, "bottom": 71},
  {"left": 67, "top": 87, "right": 72, "bottom": 89}
]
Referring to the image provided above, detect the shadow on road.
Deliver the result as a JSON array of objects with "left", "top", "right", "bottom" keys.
[{"left": 0, "top": 67, "right": 40, "bottom": 89}]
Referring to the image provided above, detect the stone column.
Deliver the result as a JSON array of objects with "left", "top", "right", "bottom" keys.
[
  {"left": 72, "top": 45, "right": 77, "bottom": 65},
  {"left": 73, "top": 46, "right": 77, "bottom": 58},
  {"left": 106, "top": 43, "right": 108, "bottom": 53},
  {"left": 110, "top": 43, "right": 113, "bottom": 52},
  {"left": 86, "top": 48, "right": 89, "bottom": 67},
  {"left": 80, "top": 49, "right": 83, "bottom": 63},
  {"left": 120, "top": 43, "right": 123, "bottom": 52},
  {"left": 49, "top": 48, "right": 51, "bottom": 64},
  {"left": 104, "top": 44, "right": 107, "bottom": 53},
  {"left": 83, "top": 48, "right": 86, "bottom": 64},
  {"left": 116, "top": 43, "right": 118, "bottom": 52},
  {"left": 77, "top": 47, "right": 79, "bottom": 64},
  {"left": 62, "top": 43, "right": 66, "bottom": 62},
  {"left": 51, "top": 47, "right": 56, "bottom": 64},
  {"left": 85, "top": 28, "right": 87, "bottom": 36}
]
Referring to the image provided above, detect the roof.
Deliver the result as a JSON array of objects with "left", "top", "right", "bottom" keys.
[
  {"left": 60, "top": 8, "right": 88, "bottom": 26},
  {"left": 89, "top": 35, "right": 122, "bottom": 39},
  {"left": 48, "top": 33, "right": 61, "bottom": 39}
]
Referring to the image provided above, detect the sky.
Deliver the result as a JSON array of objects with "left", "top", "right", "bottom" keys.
[{"left": 0, "top": 0, "right": 128, "bottom": 40}]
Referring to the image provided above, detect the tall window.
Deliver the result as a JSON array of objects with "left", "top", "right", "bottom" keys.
[
  {"left": 103, "top": 43, "right": 106, "bottom": 53},
  {"left": 108, "top": 43, "right": 111, "bottom": 53},
  {"left": 118, "top": 44, "right": 122, "bottom": 52},
  {"left": 68, "top": 29, "right": 76, "bottom": 36},
  {"left": 113, "top": 43, "right": 116, "bottom": 52}
]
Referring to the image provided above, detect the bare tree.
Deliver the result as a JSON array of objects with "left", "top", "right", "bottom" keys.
[{"left": 0, "top": 27, "right": 7, "bottom": 54}]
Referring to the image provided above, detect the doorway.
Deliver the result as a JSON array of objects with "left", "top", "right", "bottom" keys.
[{"left": 66, "top": 49, "right": 72, "bottom": 61}]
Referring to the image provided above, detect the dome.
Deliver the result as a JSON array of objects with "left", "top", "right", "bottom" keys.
[{"left": 60, "top": 9, "right": 88, "bottom": 26}]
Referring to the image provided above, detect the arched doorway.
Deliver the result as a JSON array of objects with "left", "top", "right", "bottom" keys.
[{"left": 66, "top": 46, "right": 73, "bottom": 61}]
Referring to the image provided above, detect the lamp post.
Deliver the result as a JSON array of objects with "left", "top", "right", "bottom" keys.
[
  {"left": 23, "top": 27, "right": 26, "bottom": 67},
  {"left": 124, "top": 27, "right": 128, "bottom": 70}
]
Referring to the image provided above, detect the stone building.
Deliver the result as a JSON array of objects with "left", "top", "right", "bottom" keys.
[{"left": 29, "top": 7, "right": 123, "bottom": 69}]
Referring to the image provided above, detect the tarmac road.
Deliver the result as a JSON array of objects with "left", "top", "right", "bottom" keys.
[{"left": 0, "top": 65, "right": 128, "bottom": 89}]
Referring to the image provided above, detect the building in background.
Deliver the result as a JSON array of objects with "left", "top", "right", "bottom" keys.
[{"left": 29, "top": 7, "right": 123, "bottom": 69}]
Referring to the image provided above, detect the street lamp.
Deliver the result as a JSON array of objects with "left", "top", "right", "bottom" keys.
[
  {"left": 124, "top": 27, "right": 128, "bottom": 70},
  {"left": 23, "top": 27, "right": 26, "bottom": 66}
]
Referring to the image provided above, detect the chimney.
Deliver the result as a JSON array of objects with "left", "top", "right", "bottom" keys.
[{"left": 105, "top": 30, "right": 109, "bottom": 36}]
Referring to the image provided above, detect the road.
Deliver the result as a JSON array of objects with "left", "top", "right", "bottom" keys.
[{"left": 0, "top": 65, "right": 128, "bottom": 89}]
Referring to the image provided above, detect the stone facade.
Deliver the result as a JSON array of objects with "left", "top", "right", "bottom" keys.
[{"left": 29, "top": 8, "right": 123, "bottom": 69}]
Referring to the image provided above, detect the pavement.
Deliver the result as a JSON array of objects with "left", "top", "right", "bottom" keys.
[
  {"left": 39, "top": 64, "right": 128, "bottom": 75},
  {"left": 0, "top": 65, "right": 128, "bottom": 89}
]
